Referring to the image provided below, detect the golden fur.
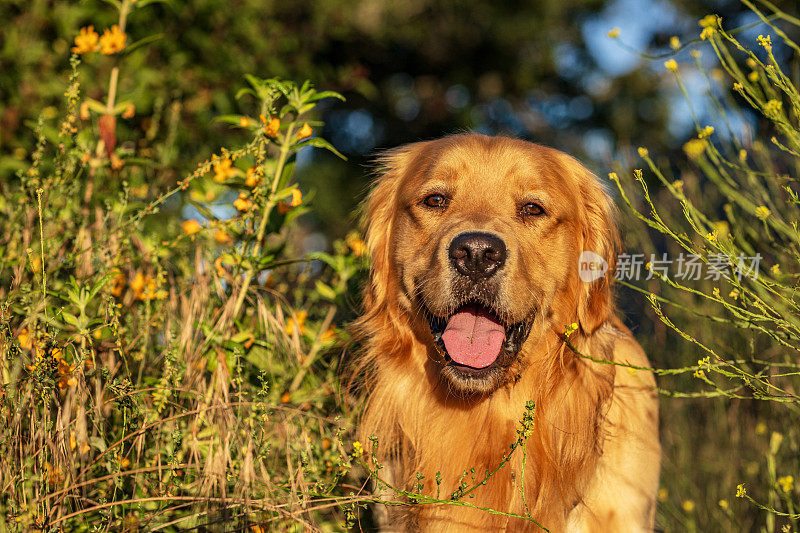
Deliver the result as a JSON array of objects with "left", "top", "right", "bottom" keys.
[{"left": 350, "top": 134, "right": 660, "bottom": 531}]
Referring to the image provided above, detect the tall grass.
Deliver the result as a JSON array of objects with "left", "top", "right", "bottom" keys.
[{"left": 0, "top": 2, "right": 369, "bottom": 529}]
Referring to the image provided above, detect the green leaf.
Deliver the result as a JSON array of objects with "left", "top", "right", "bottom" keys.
[
  {"left": 121, "top": 33, "right": 164, "bottom": 56},
  {"left": 62, "top": 312, "right": 81, "bottom": 330},
  {"left": 310, "top": 90, "right": 346, "bottom": 103},
  {"left": 294, "top": 137, "right": 347, "bottom": 160},
  {"left": 277, "top": 160, "right": 296, "bottom": 190},
  {"left": 315, "top": 280, "right": 337, "bottom": 301},
  {"left": 213, "top": 115, "right": 251, "bottom": 127}
]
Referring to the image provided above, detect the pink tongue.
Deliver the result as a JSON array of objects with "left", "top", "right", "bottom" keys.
[{"left": 441, "top": 305, "right": 505, "bottom": 369}]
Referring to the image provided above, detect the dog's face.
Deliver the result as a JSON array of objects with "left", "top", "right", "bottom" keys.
[{"left": 366, "top": 134, "right": 618, "bottom": 396}]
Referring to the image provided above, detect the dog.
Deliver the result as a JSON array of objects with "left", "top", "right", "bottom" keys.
[{"left": 350, "top": 133, "right": 660, "bottom": 531}]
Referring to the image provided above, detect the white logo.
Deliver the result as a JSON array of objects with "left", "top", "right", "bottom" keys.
[{"left": 579, "top": 251, "right": 607, "bottom": 282}]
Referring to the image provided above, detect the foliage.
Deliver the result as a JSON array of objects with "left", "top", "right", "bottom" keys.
[
  {"left": 611, "top": 3, "right": 800, "bottom": 531},
  {"left": 0, "top": 1, "right": 370, "bottom": 529}
]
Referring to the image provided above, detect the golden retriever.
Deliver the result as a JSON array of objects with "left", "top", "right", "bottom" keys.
[{"left": 351, "top": 133, "right": 660, "bottom": 531}]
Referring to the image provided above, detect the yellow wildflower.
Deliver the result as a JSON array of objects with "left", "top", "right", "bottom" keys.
[
  {"left": 264, "top": 117, "right": 280, "bottom": 138},
  {"left": 683, "top": 139, "right": 706, "bottom": 159},
  {"left": 213, "top": 157, "right": 238, "bottom": 183},
  {"left": 664, "top": 59, "right": 678, "bottom": 72},
  {"left": 285, "top": 310, "right": 308, "bottom": 336},
  {"left": 99, "top": 25, "right": 126, "bottom": 55},
  {"left": 755, "top": 206, "right": 771, "bottom": 220},
  {"left": 693, "top": 369, "right": 705, "bottom": 379},
  {"left": 771, "top": 264, "right": 781, "bottom": 275},
  {"left": 17, "top": 328, "right": 33, "bottom": 350},
  {"left": 214, "top": 228, "right": 232, "bottom": 244},
  {"left": 182, "top": 219, "right": 202, "bottom": 235},
  {"left": 757, "top": 34, "right": 772, "bottom": 51},
  {"left": 110, "top": 270, "right": 125, "bottom": 297},
  {"left": 297, "top": 123, "right": 313, "bottom": 140},
  {"left": 607, "top": 27, "right": 620, "bottom": 38},
  {"left": 736, "top": 483, "right": 746, "bottom": 498},
  {"left": 748, "top": 71, "right": 759, "bottom": 82},
  {"left": 233, "top": 193, "right": 253, "bottom": 212},
  {"left": 347, "top": 235, "right": 366, "bottom": 256},
  {"left": 764, "top": 99, "right": 783, "bottom": 118},
  {"left": 321, "top": 326, "right": 337, "bottom": 342},
  {"left": 729, "top": 289, "right": 739, "bottom": 300},
  {"left": 699, "top": 125, "right": 714, "bottom": 138},
  {"left": 637, "top": 146, "right": 649, "bottom": 157},
  {"left": 214, "top": 256, "right": 227, "bottom": 278},
  {"left": 245, "top": 167, "right": 262, "bottom": 188},
  {"left": 699, "top": 14, "right": 718, "bottom": 28},
  {"left": 131, "top": 272, "right": 147, "bottom": 298},
  {"left": 72, "top": 26, "right": 100, "bottom": 54},
  {"left": 682, "top": 500, "right": 695, "bottom": 512},
  {"left": 239, "top": 116, "right": 251, "bottom": 127},
  {"left": 669, "top": 36, "right": 681, "bottom": 50},
  {"left": 607, "top": 172, "right": 619, "bottom": 182},
  {"left": 718, "top": 499, "right": 728, "bottom": 509},
  {"left": 289, "top": 188, "right": 302, "bottom": 207},
  {"left": 564, "top": 322, "right": 578, "bottom": 338},
  {"left": 778, "top": 475, "right": 794, "bottom": 493},
  {"left": 738, "top": 149, "right": 747, "bottom": 163},
  {"left": 352, "top": 441, "right": 363, "bottom": 458},
  {"left": 671, "top": 180, "right": 684, "bottom": 194},
  {"left": 701, "top": 27, "right": 716, "bottom": 40}
]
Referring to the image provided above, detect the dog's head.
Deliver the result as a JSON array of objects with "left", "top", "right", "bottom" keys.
[{"left": 362, "top": 134, "right": 619, "bottom": 396}]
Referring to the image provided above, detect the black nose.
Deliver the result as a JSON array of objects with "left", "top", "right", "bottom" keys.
[{"left": 449, "top": 232, "right": 507, "bottom": 280}]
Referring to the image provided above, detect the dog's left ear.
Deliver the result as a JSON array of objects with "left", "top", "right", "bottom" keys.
[{"left": 565, "top": 157, "right": 621, "bottom": 335}]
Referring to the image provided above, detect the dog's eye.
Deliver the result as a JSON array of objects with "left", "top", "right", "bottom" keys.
[
  {"left": 521, "top": 202, "right": 545, "bottom": 217},
  {"left": 423, "top": 194, "right": 449, "bottom": 208}
]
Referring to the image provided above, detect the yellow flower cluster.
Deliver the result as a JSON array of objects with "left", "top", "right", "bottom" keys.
[
  {"left": 757, "top": 34, "right": 772, "bottom": 51},
  {"left": 346, "top": 232, "right": 366, "bottom": 256},
  {"left": 213, "top": 157, "right": 238, "bottom": 183},
  {"left": 100, "top": 25, "right": 127, "bottom": 55},
  {"left": 664, "top": 59, "right": 678, "bottom": 72},
  {"left": 182, "top": 219, "right": 202, "bottom": 235},
  {"left": 72, "top": 26, "right": 100, "bottom": 54},
  {"left": 683, "top": 139, "right": 706, "bottom": 159},
  {"left": 264, "top": 117, "right": 281, "bottom": 138},
  {"left": 73, "top": 25, "right": 128, "bottom": 55},
  {"left": 285, "top": 310, "right": 308, "bottom": 336},
  {"left": 131, "top": 272, "right": 167, "bottom": 301},
  {"left": 698, "top": 125, "right": 714, "bottom": 138},
  {"left": 755, "top": 205, "right": 771, "bottom": 220},
  {"left": 777, "top": 475, "right": 794, "bottom": 493},
  {"left": 607, "top": 27, "right": 620, "bottom": 39},
  {"left": 736, "top": 483, "right": 746, "bottom": 498}
]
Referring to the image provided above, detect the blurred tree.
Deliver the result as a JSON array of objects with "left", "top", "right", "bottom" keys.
[{"left": 1, "top": 0, "right": 797, "bottom": 232}]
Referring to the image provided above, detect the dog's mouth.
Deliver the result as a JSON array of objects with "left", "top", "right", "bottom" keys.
[{"left": 424, "top": 300, "right": 533, "bottom": 374}]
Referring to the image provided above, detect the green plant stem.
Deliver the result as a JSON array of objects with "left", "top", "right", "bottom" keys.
[
  {"left": 105, "top": 0, "right": 131, "bottom": 114},
  {"left": 229, "top": 123, "right": 296, "bottom": 323}
]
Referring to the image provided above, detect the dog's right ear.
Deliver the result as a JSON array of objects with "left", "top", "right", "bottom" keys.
[{"left": 361, "top": 145, "right": 418, "bottom": 314}]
